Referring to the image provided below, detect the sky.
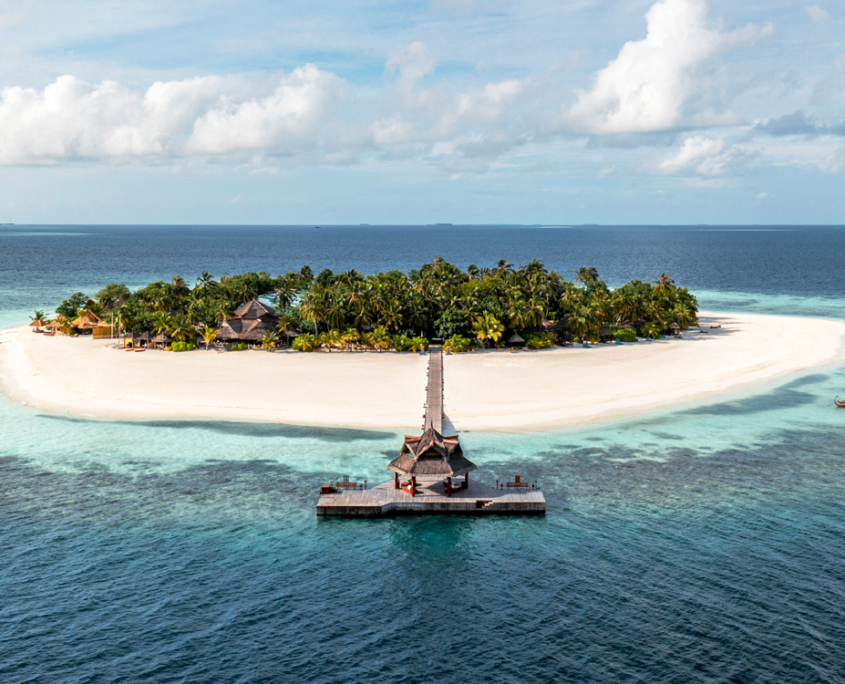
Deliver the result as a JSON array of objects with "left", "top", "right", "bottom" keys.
[{"left": 0, "top": 0, "right": 843, "bottom": 225}]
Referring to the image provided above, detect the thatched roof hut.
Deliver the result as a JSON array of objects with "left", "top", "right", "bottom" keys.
[
  {"left": 388, "top": 427, "right": 477, "bottom": 477},
  {"left": 29, "top": 319, "right": 45, "bottom": 328},
  {"left": 151, "top": 332, "right": 172, "bottom": 345},
  {"left": 72, "top": 309, "right": 104, "bottom": 330},
  {"left": 600, "top": 327, "right": 613, "bottom": 340},
  {"left": 670, "top": 322, "right": 680, "bottom": 330},
  {"left": 234, "top": 299, "right": 277, "bottom": 320},
  {"left": 506, "top": 333, "right": 525, "bottom": 346}
]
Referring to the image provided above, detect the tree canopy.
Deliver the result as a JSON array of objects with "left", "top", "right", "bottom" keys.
[{"left": 53, "top": 260, "right": 698, "bottom": 345}]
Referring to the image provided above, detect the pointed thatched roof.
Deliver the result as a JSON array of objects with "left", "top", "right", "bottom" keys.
[
  {"left": 388, "top": 427, "right": 476, "bottom": 477},
  {"left": 151, "top": 332, "right": 172, "bottom": 343},
  {"left": 507, "top": 333, "right": 525, "bottom": 344},
  {"left": 29, "top": 320, "right": 45, "bottom": 327},
  {"left": 72, "top": 310, "right": 103, "bottom": 330},
  {"left": 216, "top": 318, "right": 243, "bottom": 340},
  {"left": 670, "top": 322, "right": 680, "bottom": 330},
  {"left": 234, "top": 299, "right": 276, "bottom": 320},
  {"left": 239, "top": 319, "right": 274, "bottom": 341}
]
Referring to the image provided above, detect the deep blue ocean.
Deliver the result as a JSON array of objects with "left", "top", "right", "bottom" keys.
[{"left": 2, "top": 225, "right": 845, "bottom": 683}]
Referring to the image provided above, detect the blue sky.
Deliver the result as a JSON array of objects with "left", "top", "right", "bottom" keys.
[{"left": 0, "top": 0, "right": 843, "bottom": 224}]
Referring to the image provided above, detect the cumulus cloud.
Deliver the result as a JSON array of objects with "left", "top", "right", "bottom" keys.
[
  {"left": 186, "top": 66, "right": 347, "bottom": 155},
  {"left": 0, "top": 67, "right": 349, "bottom": 165},
  {"left": 657, "top": 135, "right": 733, "bottom": 175},
  {"left": 568, "top": 0, "right": 771, "bottom": 134},
  {"left": 804, "top": 5, "right": 831, "bottom": 22}
]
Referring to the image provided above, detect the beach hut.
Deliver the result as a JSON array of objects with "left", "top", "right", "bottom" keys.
[
  {"left": 151, "top": 332, "right": 172, "bottom": 349},
  {"left": 71, "top": 309, "right": 104, "bottom": 334},
  {"left": 600, "top": 327, "right": 614, "bottom": 342},
  {"left": 669, "top": 322, "right": 681, "bottom": 335},
  {"left": 29, "top": 319, "right": 45, "bottom": 332},
  {"left": 136, "top": 332, "right": 151, "bottom": 348},
  {"left": 506, "top": 333, "right": 525, "bottom": 348}
]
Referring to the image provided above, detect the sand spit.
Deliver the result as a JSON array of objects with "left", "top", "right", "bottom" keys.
[{"left": 1, "top": 313, "right": 844, "bottom": 432}]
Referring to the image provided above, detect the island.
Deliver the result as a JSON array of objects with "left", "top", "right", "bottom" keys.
[{"left": 2, "top": 259, "right": 845, "bottom": 431}]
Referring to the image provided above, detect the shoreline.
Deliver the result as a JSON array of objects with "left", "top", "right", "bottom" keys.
[{"left": 2, "top": 312, "right": 845, "bottom": 432}]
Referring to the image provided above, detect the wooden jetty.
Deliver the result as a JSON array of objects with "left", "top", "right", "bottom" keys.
[{"left": 317, "top": 347, "right": 546, "bottom": 517}]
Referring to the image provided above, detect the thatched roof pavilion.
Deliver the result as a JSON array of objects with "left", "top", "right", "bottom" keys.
[
  {"left": 388, "top": 427, "right": 476, "bottom": 478},
  {"left": 506, "top": 333, "right": 525, "bottom": 346}
]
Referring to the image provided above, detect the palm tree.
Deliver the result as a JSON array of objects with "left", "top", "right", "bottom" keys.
[
  {"left": 567, "top": 305, "right": 594, "bottom": 342},
  {"left": 30, "top": 310, "right": 46, "bottom": 323},
  {"left": 261, "top": 330, "right": 279, "bottom": 351},
  {"left": 495, "top": 260, "right": 514, "bottom": 276},
  {"left": 371, "top": 325, "right": 390, "bottom": 352},
  {"left": 300, "top": 288, "right": 328, "bottom": 335},
  {"left": 340, "top": 328, "right": 359, "bottom": 351},
  {"left": 642, "top": 322, "right": 662, "bottom": 340},
  {"left": 655, "top": 273, "right": 674, "bottom": 292},
  {"left": 200, "top": 326, "right": 218, "bottom": 350},
  {"left": 472, "top": 312, "right": 504, "bottom": 347},
  {"left": 167, "top": 315, "right": 194, "bottom": 342},
  {"left": 152, "top": 311, "right": 171, "bottom": 335},
  {"left": 318, "top": 329, "right": 341, "bottom": 352},
  {"left": 574, "top": 266, "right": 599, "bottom": 285},
  {"left": 196, "top": 271, "right": 216, "bottom": 294},
  {"left": 276, "top": 314, "right": 296, "bottom": 345}
]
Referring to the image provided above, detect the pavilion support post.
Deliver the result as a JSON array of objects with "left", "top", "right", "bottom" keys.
[
  {"left": 394, "top": 472, "right": 399, "bottom": 489},
  {"left": 411, "top": 476, "right": 416, "bottom": 498},
  {"left": 447, "top": 476, "right": 452, "bottom": 497},
  {"left": 464, "top": 472, "right": 469, "bottom": 489}
]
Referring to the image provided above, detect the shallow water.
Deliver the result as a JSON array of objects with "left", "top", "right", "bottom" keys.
[{"left": 2, "top": 226, "right": 845, "bottom": 683}]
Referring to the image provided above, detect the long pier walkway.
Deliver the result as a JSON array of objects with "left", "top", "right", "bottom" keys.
[
  {"left": 424, "top": 346, "right": 443, "bottom": 432},
  {"left": 316, "top": 342, "right": 546, "bottom": 517}
]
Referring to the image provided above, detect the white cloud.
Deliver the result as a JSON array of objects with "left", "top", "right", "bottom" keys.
[
  {"left": 657, "top": 135, "right": 732, "bottom": 175},
  {"left": 0, "top": 67, "right": 349, "bottom": 165},
  {"left": 804, "top": 5, "right": 831, "bottom": 22},
  {"left": 568, "top": 0, "right": 771, "bottom": 134},
  {"left": 186, "top": 66, "right": 347, "bottom": 155}
]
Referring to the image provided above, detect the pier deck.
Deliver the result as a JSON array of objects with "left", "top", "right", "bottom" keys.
[
  {"left": 316, "top": 478, "right": 545, "bottom": 517},
  {"left": 424, "top": 347, "right": 443, "bottom": 432}
]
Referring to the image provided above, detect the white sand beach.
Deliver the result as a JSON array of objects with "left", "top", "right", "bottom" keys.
[{"left": 1, "top": 312, "right": 844, "bottom": 431}]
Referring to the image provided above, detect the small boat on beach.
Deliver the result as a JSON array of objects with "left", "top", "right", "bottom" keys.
[{"left": 836, "top": 397, "right": 845, "bottom": 407}]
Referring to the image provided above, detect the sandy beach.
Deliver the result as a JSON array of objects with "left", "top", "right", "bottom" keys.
[{"left": 1, "top": 312, "right": 844, "bottom": 432}]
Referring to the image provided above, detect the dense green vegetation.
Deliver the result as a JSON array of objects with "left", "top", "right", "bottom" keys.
[{"left": 52, "top": 259, "right": 698, "bottom": 349}]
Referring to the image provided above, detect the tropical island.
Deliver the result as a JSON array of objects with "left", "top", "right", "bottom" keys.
[
  {"left": 35, "top": 259, "right": 700, "bottom": 352},
  {"left": 4, "top": 258, "right": 845, "bottom": 431}
]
